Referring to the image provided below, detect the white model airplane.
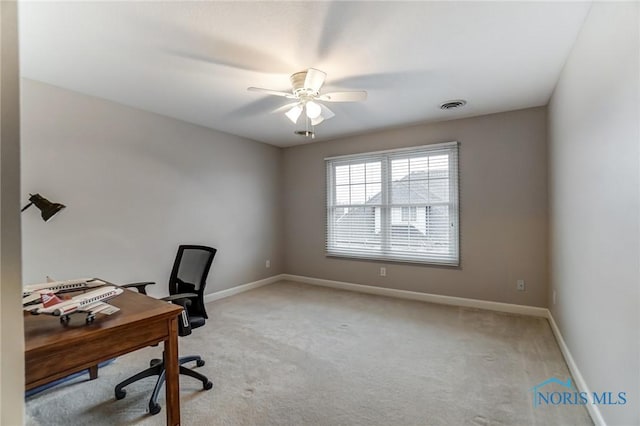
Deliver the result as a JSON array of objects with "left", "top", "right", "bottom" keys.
[
  {"left": 22, "top": 278, "right": 108, "bottom": 306},
  {"left": 24, "top": 286, "right": 124, "bottom": 324}
]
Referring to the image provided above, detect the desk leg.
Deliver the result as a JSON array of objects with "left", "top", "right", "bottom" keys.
[
  {"left": 165, "top": 315, "right": 181, "bottom": 426},
  {"left": 88, "top": 365, "right": 98, "bottom": 380}
]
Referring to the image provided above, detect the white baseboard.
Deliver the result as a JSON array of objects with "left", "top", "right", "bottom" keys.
[
  {"left": 204, "top": 274, "right": 284, "bottom": 304},
  {"left": 546, "top": 312, "right": 606, "bottom": 426},
  {"left": 281, "top": 274, "right": 548, "bottom": 317}
]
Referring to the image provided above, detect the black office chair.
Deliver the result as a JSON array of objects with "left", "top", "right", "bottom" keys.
[{"left": 114, "top": 245, "right": 217, "bottom": 415}]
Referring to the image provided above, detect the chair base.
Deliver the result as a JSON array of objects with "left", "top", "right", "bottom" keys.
[{"left": 114, "top": 352, "right": 213, "bottom": 415}]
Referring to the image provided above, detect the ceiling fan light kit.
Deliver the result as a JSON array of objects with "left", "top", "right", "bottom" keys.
[
  {"left": 310, "top": 115, "right": 324, "bottom": 126},
  {"left": 305, "top": 101, "right": 322, "bottom": 119},
  {"left": 248, "top": 68, "right": 368, "bottom": 133},
  {"left": 285, "top": 104, "right": 303, "bottom": 123}
]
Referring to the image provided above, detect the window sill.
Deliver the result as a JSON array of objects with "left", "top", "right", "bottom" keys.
[{"left": 325, "top": 252, "right": 460, "bottom": 267}]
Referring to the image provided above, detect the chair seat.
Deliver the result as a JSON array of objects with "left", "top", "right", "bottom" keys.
[{"left": 189, "top": 316, "right": 206, "bottom": 329}]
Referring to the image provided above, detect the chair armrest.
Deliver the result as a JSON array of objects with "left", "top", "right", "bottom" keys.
[
  {"left": 160, "top": 293, "right": 198, "bottom": 305},
  {"left": 161, "top": 293, "right": 198, "bottom": 337},
  {"left": 121, "top": 282, "right": 155, "bottom": 295}
]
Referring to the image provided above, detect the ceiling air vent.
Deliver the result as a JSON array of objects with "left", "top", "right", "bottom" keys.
[{"left": 440, "top": 100, "right": 467, "bottom": 110}]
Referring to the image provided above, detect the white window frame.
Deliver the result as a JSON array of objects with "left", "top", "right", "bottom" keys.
[{"left": 325, "top": 141, "right": 460, "bottom": 266}]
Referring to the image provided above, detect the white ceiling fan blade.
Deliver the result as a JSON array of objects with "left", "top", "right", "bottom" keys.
[
  {"left": 272, "top": 102, "right": 301, "bottom": 114},
  {"left": 248, "top": 87, "right": 295, "bottom": 98},
  {"left": 318, "top": 91, "right": 367, "bottom": 102},
  {"left": 285, "top": 105, "right": 303, "bottom": 124},
  {"left": 319, "top": 103, "right": 335, "bottom": 120},
  {"left": 304, "top": 68, "right": 327, "bottom": 92}
]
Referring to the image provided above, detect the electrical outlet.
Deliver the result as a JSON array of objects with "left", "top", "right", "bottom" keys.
[
  {"left": 553, "top": 290, "right": 556, "bottom": 305},
  {"left": 517, "top": 279, "right": 525, "bottom": 291},
  {"left": 265, "top": 260, "right": 270, "bottom": 268},
  {"left": 380, "top": 267, "right": 386, "bottom": 277}
]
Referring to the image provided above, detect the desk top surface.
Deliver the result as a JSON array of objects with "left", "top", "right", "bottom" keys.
[{"left": 24, "top": 289, "right": 182, "bottom": 352}]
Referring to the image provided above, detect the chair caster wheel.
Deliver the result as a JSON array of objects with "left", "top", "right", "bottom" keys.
[
  {"left": 203, "top": 380, "right": 213, "bottom": 390},
  {"left": 196, "top": 359, "right": 205, "bottom": 367},
  {"left": 115, "top": 389, "right": 126, "bottom": 400},
  {"left": 149, "top": 402, "right": 161, "bottom": 415}
]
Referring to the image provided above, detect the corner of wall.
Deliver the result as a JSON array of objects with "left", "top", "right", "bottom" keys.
[{"left": 0, "top": 0, "right": 25, "bottom": 423}]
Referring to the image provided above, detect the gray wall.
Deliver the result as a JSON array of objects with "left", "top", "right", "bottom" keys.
[
  {"left": 283, "top": 107, "right": 548, "bottom": 307},
  {"left": 21, "top": 80, "right": 283, "bottom": 298},
  {"left": 548, "top": 3, "right": 639, "bottom": 425},
  {"left": 0, "top": 0, "right": 24, "bottom": 423}
]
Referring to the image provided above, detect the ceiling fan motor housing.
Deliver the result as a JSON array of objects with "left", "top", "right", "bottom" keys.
[{"left": 290, "top": 71, "right": 317, "bottom": 98}]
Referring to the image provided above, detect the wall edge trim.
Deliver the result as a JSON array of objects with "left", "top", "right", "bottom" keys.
[
  {"left": 204, "top": 274, "right": 285, "bottom": 304},
  {"left": 546, "top": 312, "right": 606, "bottom": 426},
  {"left": 281, "top": 274, "right": 548, "bottom": 317}
]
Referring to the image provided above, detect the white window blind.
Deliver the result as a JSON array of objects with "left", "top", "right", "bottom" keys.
[{"left": 326, "top": 142, "right": 459, "bottom": 265}]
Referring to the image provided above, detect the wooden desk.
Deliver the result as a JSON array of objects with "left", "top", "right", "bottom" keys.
[{"left": 25, "top": 289, "right": 184, "bottom": 426}]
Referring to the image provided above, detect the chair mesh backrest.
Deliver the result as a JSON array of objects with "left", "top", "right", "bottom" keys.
[{"left": 169, "top": 245, "right": 217, "bottom": 319}]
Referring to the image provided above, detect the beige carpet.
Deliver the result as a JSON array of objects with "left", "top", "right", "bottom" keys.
[{"left": 26, "top": 281, "right": 592, "bottom": 425}]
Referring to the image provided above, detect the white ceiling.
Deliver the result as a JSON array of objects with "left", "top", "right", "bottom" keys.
[{"left": 19, "top": 1, "right": 591, "bottom": 147}]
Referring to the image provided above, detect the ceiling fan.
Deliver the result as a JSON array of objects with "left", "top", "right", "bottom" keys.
[{"left": 247, "top": 68, "right": 367, "bottom": 126}]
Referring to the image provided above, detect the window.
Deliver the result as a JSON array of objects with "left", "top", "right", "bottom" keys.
[
  {"left": 326, "top": 142, "right": 459, "bottom": 265},
  {"left": 401, "top": 207, "right": 417, "bottom": 222}
]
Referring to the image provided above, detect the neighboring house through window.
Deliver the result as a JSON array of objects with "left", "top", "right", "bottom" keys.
[
  {"left": 401, "top": 207, "right": 417, "bottom": 222},
  {"left": 325, "top": 142, "right": 459, "bottom": 265}
]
